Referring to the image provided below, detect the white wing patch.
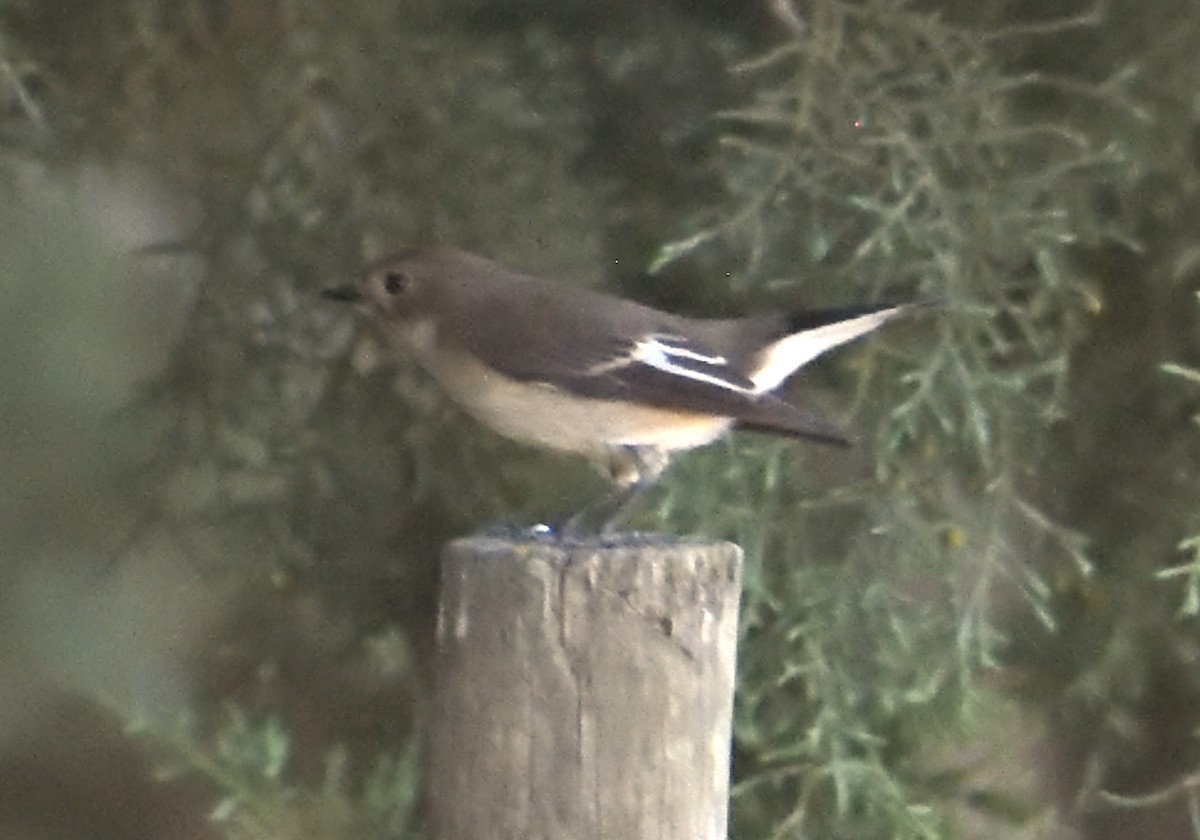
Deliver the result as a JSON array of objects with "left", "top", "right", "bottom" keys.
[
  {"left": 635, "top": 336, "right": 757, "bottom": 394},
  {"left": 587, "top": 334, "right": 757, "bottom": 395},
  {"left": 584, "top": 305, "right": 913, "bottom": 397}
]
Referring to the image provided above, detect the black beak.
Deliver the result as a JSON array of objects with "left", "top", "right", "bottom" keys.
[{"left": 322, "top": 284, "right": 363, "bottom": 303}]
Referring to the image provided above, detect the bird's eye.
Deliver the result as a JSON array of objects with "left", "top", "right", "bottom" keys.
[{"left": 382, "top": 270, "right": 410, "bottom": 295}]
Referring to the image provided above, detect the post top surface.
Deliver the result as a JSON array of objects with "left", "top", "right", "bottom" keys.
[{"left": 450, "top": 527, "right": 740, "bottom": 556}]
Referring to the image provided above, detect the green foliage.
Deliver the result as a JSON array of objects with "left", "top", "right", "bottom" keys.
[
  {"left": 133, "top": 707, "right": 422, "bottom": 840},
  {"left": 1157, "top": 301, "right": 1200, "bottom": 617},
  {"left": 654, "top": 0, "right": 1132, "bottom": 471},
  {"left": 642, "top": 1, "right": 1164, "bottom": 836}
]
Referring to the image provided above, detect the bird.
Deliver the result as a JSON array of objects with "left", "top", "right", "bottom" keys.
[{"left": 323, "top": 246, "right": 920, "bottom": 532}]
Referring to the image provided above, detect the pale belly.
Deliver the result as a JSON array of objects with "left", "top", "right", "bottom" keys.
[{"left": 429, "top": 348, "right": 733, "bottom": 455}]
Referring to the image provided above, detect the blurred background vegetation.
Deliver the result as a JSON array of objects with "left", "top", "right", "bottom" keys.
[{"left": 1, "top": 0, "right": 1199, "bottom": 837}]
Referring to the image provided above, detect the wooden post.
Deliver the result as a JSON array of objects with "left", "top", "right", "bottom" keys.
[{"left": 428, "top": 535, "right": 743, "bottom": 840}]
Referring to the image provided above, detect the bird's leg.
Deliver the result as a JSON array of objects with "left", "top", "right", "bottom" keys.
[
  {"left": 556, "top": 446, "right": 669, "bottom": 537},
  {"left": 596, "top": 477, "right": 656, "bottom": 536},
  {"left": 556, "top": 487, "right": 625, "bottom": 539}
]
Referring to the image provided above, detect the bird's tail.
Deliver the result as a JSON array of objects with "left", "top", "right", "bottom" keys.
[
  {"left": 749, "top": 302, "right": 923, "bottom": 391},
  {"left": 733, "top": 393, "right": 853, "bottom": 446}
]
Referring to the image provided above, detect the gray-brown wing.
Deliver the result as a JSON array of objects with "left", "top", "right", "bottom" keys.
[{"left": 454, "top": 282, "right": 850, "bottom": 444}]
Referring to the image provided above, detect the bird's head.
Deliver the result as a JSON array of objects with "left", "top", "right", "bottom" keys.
[{"left": 322, "top": 246, "right": 451, "bottom": 325}]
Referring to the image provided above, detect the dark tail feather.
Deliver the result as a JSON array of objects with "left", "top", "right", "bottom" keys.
[{"left": 735, "top": 395, "right": 853, "bottom": 446}]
